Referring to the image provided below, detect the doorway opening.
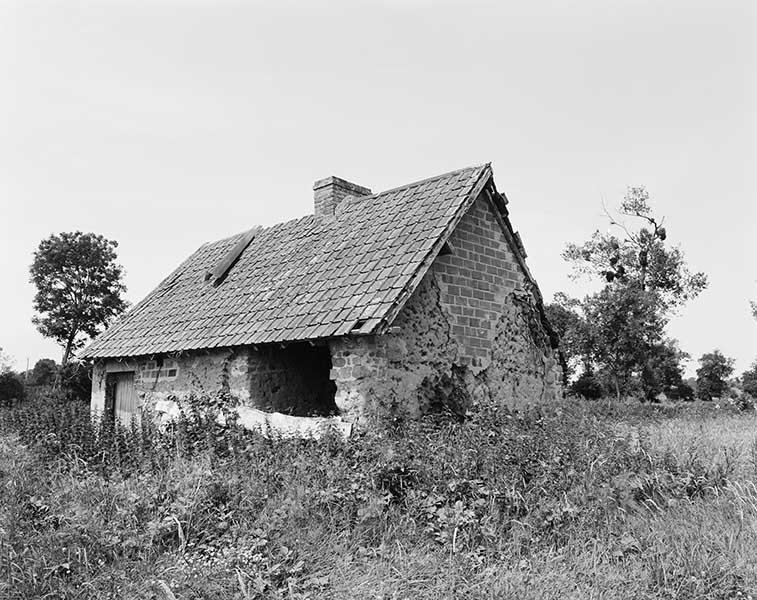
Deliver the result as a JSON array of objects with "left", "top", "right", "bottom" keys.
[{"left": 106, "top": 371, "right": 139, "bottom": 426}]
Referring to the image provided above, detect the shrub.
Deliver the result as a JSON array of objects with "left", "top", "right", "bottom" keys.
[
  {"left": 569, "top": 371, "right": 603, "bottom": 399},
  {"left": 0, "top": 371, "right": 25, "bottom": 407},
  {"left": 58, "top": 360, "right": 93, "bottom": 403},
  {"left": 728, "top": 389, "right": 754, "bottom": 412},
  {"left": 742, "top": 362, "right": 757, "bottom": 399},
  {"left": 29, "top": 358, "right": 57, "bottom": 387},
  {"left": 666, "top": 381, "right": 695, "bottom": 402}
]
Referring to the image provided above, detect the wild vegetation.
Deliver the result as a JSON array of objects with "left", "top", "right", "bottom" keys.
[
  {"left": 2, "top": 393, "right": 757, "bottom": 599},
  {"left": 548, "top": 187, "right": 708, "bottom": 402},
  {"left": 1, "top": 191, "right": 754, "bottom": 599}
]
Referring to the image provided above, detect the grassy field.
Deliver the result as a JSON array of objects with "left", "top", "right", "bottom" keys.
[{"left": 1, "top": 397, "right": 757, "bottom": 599}]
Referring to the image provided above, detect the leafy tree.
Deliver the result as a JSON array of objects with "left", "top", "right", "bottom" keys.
[
  {"left": 742, "top": 362, "right": 757, "bottom": 399},
  {"left": 641, "top": 339, "right": 689, "bottom": 402},
  {"left": 30, "top": 232, "right": 128, "bottom": 366},
  {"left": 556, "top": 187, "right": 706, "bottom": 400},
  {"left": 563, "top": 187, "right": 707, "bottom": 310},
  {"left": 583, "top": 285, "right": 666, "bottom": 400},
  {"left": 547, "top": 290, "right": 688, "bottom": 401},
  {"left": 696, "top": 350, "right": 735, "bottom": 401},
  {"left": 545, "top": 293, "right": 595, "bottom": 378},
  {"left": 30, "top": 358, "right": 58, "bottom": 387},
  {"left": 0, "top": 348, "right": 12, "bottom": 374}
]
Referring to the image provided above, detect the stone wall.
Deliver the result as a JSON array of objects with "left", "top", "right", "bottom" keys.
[
  {"left": 329, "top": 336, "right": 387, "bottom": 422},
  {"left": 91, "top": 349, "right": 251, "bottom": 416},
  {"left": 91, "top": 193, "right": 562, "bottom": 425},
  {"left": 328, "top": 193, "right": 563, "bottom": 423},
  {"left": 91, "top": 343, "right": 337, "bottom": 418}
]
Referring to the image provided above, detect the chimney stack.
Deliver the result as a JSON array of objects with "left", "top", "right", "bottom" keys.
[{"left": 313, "top": 176, "right": 371, "bottom": 217}]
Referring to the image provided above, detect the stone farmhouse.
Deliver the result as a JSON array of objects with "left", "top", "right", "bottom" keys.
[{"left": 82, "top": 164, "right": 564, "bottom": 426}]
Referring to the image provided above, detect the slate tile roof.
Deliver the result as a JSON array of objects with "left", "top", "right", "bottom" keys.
[{"left": 82, "top": 164, "right": 492, "bottom": 359}]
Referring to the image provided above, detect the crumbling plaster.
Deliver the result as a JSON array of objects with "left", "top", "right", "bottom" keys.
[
  {"left": 91, "top": 349, "right": 251, "bottom": 416},
  {"left": 91, "top": 193, "right": 562, "bottom": 426},
  {"left": 92, "top": 344, "right": 336, "bottom": 418},
  {"left": 328, "top": 194, "right": 563, "bottom": 422}
]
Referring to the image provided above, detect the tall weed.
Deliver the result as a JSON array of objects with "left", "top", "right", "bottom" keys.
[{"left": 0, "top": 395, "right": 756, "bottom": 598}]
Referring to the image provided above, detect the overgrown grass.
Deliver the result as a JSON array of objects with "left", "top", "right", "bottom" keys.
[{"left": 1, "top": 395, "right": 756, "bottom": 599}]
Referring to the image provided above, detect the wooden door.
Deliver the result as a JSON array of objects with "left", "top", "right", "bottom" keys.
[{"left": 113, "top": 372, "right": 138, "bottom": 426}]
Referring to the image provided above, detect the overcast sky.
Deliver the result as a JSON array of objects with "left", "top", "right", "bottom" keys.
[{"left": 1, "top": 0, "right": 755, "bottom": 376}]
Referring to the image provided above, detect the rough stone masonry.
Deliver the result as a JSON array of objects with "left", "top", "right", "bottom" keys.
[
  {"left": 87, "top": 165, "right": 563, "bottom": 427},
  {"left": 328, "top": 193, "right": 563, "bottom": 421}
]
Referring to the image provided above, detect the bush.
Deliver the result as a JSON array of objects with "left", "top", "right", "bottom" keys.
[
  {"left": 727, "top": 389, "right": 754, "bottom": 412},
  {"left": 29, "top": 358, "right": 57, "bottom": 387},
  {"left": 0, "top": 371, "right": 25, "bottom": 407},
  {"left": 569, "top": 371, "right": 603, "bottom": 399},
  {"left": 666, "top": 381, "right": 695, "bottom": 402},
  {"left": 742, "top": 362, "right": 757, "bottom": 399},
  {"left": 58, "top": 360, "right": 93, "bottom": 402}
]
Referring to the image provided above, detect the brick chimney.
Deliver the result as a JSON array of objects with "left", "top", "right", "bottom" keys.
[{"left": 313, "top": 176, "right": 371, "bottom": 217}]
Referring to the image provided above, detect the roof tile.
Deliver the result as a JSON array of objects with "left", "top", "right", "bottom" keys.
[{"left": 82, "top": 164, "right": 490, "bottom": 358}]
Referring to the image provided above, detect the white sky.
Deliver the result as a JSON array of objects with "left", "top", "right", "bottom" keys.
[{"left": 1, "top": 0, "right": 755, "bottom": 376}]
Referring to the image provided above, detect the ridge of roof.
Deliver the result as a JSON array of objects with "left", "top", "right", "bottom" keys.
[
  {"left": 370, "top": 163, "right": 490, "bottom": 198},
  {"left": 200, "top": 214, "right": 316, "bottom": 250},
  {"left": 201, "top": 164, "right": 490, "bottom": 248},
  {"left": 191, "top": 165, "right": 489, "bottom": 251}
]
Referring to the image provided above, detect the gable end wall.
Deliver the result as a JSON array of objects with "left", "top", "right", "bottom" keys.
[
  {"left": 432, "top": 194, "right": 525, "bottom": 367},
  {"left": 329, "top": 193, "right": 563, "bottom": 421}
]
